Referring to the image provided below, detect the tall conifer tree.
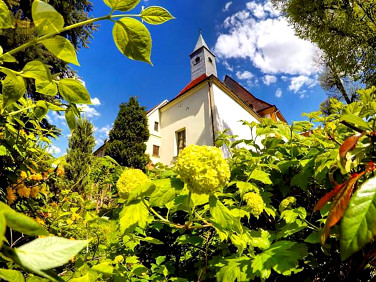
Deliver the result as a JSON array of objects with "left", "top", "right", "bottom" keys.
[
  {"left": 65, "top": 118, "right": 95, "bottom": 193},
  {"left": 105, "top": 97, "right": 150, "bottom": 169}
]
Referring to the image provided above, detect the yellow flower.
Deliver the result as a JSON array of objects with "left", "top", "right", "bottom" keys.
[
  {"left": 17, "top": 184, "right": 31, "bottom": 198},
  {"left": 243, "top": 192, "right": 264, "bottom": 217},
  {"left": 116, "top": 168, "right": 151, "bottom": 199},
  {"left": 20, "top": 171, "right": 28, "bottom": 179},
  {"left": 66, "top": 218, "right": 73, "bottom": 225},
  {"left": 30, "top": 186, "right": 40, "bottom": 198},
  {"left": 175, "top": 145, "right": 230, "bottom": 195},
  {"left": 6, "top": 187, "right": 17, "bottom": 205},
  {"left": 30, "top": 174, "right": 43, "bottom": 181},
  {"left": 279, "top": 196, "right": 296, "bottom": 212}
]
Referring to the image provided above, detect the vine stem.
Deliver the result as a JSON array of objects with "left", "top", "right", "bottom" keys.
[{"left": 3, "top": 13, "right": 141, "bottom": 58}]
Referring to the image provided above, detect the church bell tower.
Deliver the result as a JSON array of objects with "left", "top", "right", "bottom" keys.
[{"left": 190, "top": 32, "right": 217, "bottom": 81}]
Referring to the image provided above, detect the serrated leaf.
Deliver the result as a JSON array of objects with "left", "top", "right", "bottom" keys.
[
  {"left": 11, "top": 237, "right": 87, "bottom": 279},
  {"left": 0, "top": 203, "right": 48, "bottom": 236},
  {"left": 0, "top": 269, "right": 25, "bottom": 282},
  {"left": 127, "top": 182, "right": 155, "bottom": 203},
  {"left": 249, "top": 229, "right": 273, "bottom": 250},
  {"left": 321, "top": 172, "right": 365, "bottom": 244},
  {"left": 2, "top": 72, "right": 26, "bottom": 108},
  {"left": 341, "top": 176, "right": 376, "bottom": 260},
  {"left": 32, "top": 0, "right": 64, "bottom": 35},
  {"left": 58, "top": 79, "right": 91, "bottom": 104},
  {"left": 340, "top": 113, "right": 370, "bottom": 130},
  {"left": 113, "top": 18, "right": 152, "bottom": 64},
  {"left": 249, "top": 169, "right": 272, "bottom": 184},
  {"left": 119, "top": 201, "right": 149, "bottom": 234},
  {"left": 234, "top": 181, "right": 259, "bottom": 195},
  {"left": 41, "top": 36, "right": 79, "bottom": 66},
  {"left": 281, "top": 207, "right": 306, "bottom": 224},
  {"left": 0, "top": 0, "right": 13, "bottom": 29},
  {"left": 104, "top": 0, "right": 140, "bottom": 11},
  {"left": 65, "top": 107, "right": 77, "bottom": 131},
  {"left": 141, "top": 6, "right": 174, "bottom": 25},
  {"left": 149, "top": 179, "right": 176, "bottom": 206},
  {"left": 0, "top": 145, "right": 7, "bottom": 156},
  {"left": 251, "top": 241, "right": 307, "bottom": 279}
]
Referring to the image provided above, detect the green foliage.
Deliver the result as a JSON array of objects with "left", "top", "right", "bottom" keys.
[
  {"left": 105, "top": 97, "right": 150, "bottom": 169},
  {"left": 65, "top": 118, "right": 95, "bottom": 193}
]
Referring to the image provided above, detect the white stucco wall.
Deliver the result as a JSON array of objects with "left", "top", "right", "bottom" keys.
[
  {"left": 145, "top": 105, "right": 163, "bottom": 164},
  {"left": 159, "top": 84, "right": 213, "bottom": 165},
  {"left": 211, "top": 83, "right": 260, "bottom": 158}
]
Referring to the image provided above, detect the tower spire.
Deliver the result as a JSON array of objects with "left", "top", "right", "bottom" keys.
[{"left": 189, "top": 32, "right": 217, "bottom": 81}]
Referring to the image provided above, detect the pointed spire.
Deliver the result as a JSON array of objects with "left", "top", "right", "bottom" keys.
[{"left": 193, "top": 32, "right": 209, "bottom": 53}]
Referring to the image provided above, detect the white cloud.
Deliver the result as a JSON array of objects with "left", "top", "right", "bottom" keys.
[
  {"left": 47, "top": 145, "right": 61, "bottom": 155},
  {"left": 79, "top": 105, "right": 100, "bottom": 118},
  {"left": 91, "top": 97, "right": 101, "bottom": 106},
  {"left": 215, "top": 1, "right": 321, "bottom": 76},
  {"left": 275, "top": 88, "right": 282, "bottom": 98},
  {"left": 223, "top": 1, "right": 232, "bottom": 12},
  {"left": 288, "top": 75, "right": 317, "bottom": 93},
  {"left": 262, "top": 75, "right": 277, "bottom": 85},
  {"left": 222, "top": 60, "right": 234, "bottom": 72},
  {"left": 236, "top": 70, "right": 253, "bottom": 80}
]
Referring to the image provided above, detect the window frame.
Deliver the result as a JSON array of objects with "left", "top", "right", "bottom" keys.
[
  {"left": 154, "top": 121, "right": 159, "bottom": 132},
  {"left": 176, "top": 128, "right": 186, "bottom": 156},
  {"left": 152, "top": 145, "right": 160, "bottom": 157}
]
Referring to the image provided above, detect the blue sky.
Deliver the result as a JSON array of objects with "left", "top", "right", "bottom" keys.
[{"left": 47, "top": 0, "right": 327, "bottom": 155}]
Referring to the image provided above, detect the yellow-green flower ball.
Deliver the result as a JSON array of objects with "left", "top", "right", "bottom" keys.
[
  {"left": 116, "top": 168, "right": 151, "bottom": 199},
  {"left": 175, "top": 145, "right": 230, "bottom": 195},
  {"left": 279, "top": 196, "right": 296, "bottom": 212},
  {"left": 243, "top": 192, "right": 264, "bottom": 217}
]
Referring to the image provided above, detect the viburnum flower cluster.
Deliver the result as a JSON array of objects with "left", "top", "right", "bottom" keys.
[
  {"left": 175, "top": 145, "right": 230, "bottom": 195},
  {"left": 116, "top": 168, "right": 151, "bottom": 199},
  {"left": 243, "top": 192, "right": 265, "bottom": 217},
  {"left": 279, "top": 196, "right": 296, "bottom": 212}
]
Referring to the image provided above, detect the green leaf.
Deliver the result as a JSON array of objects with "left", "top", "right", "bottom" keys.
[
  {"left": 0, "top": 0, "right": 13, "bottom": 29},
  {"left": 58, "top": 79, "right": 91, "bottom": 104},
  {"left": 0, "top": 53, "right": 16, "bottom": 63},
  {"left": 0, "top": 212, "right": 6, "bottom": 249},
  {"left": 11, "top": 237, "right": 87, "bottom": 279},
  {"left": 32, "top": 0, "right": 64, "bottom": 35},
  {"left": 141, "top": 6, "right": 174, "bottom": 25},
  {"left": 113, "top": 18, "right": 152, "bottom": 64},
  {"left": 340, "top": 113, "right": 369, "bottom": 130},
  {"left": 341, "top": 176, "right": 376, "bottom": 260},
  {"left": 92, "top": 262, "right": 114, "bottom": 275},
  {"left": 281, "top": 207, "right": 306, "bottom": 224},
  {"left": 0, "top": 269, "right": 25, "bottom": 282},
  {"left": 149, "top": 179, "right": 176, "bottom": 206},
  {"left": 119, "top": 201, "right": 150, "bottom": 234},
  {"left": 34, "top": 100, "right": 49, "bottom": 121},
  {"left": 0, "top": 145, "right": 7, "bottom": 156},
  {"left": 209, "top": 195, "right": 242, "bottom": 240},
  {"left": 234, "top": 181, "right": 259, "bottom": 195},
  {"left": 216, "top": 257, "right": 254, "bottom": 282},
  {"left": 0, "top": 203, "right": 48, "bottom": 236},
  {"left": 304, "top": 231, "right": 320, "bottom": 244},
  {"left": 140, "top": 237, "right": 163, "bottom": 245},
  {"left": 249, "top": 229, "right": 274, "bottom": 250},
  {"left": 251, "top": 241, "right": 307, "bottom": 279},
  {"left": 103, "top": 0, "right": 140, "bottom": 11},
  {"left": 65, "top": 107, "right": 77, "bottom": 131},
  {"left": 127, "top": 182, "right": 155, "bottom": 203},
  {"left": 21, "top": 61, "right": 57, "bottom": 96},
  {"left": 40, "top": 36, "right": 79, "bottom": 66},
  {"left": 2, "top": 72, "right": 26, "bottom": 108},
  {"left": 176, "top": 235, "right": 204, "bottom": 246},
  {"left": 249, "top": 169, "right": 272, "bottom": 184},
  {"left": 69, "top": 274, "right": 91, "bottom": 282},
  {"left": 276, "top": 220, "right": 307, "bottom": 239}
]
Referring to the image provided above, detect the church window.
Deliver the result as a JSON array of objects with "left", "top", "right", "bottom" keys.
[
  {"left": 176, "top": 129, "right": 186, "bottom": 155},
  {"left": 153, "top": 145, "right": 160, "bottom": 157},
  {"left": 208, "top": 57, "right": 213, "bottom": 64},
  {"left": 154, "top": 121, "right": 159, "bottom": 132},
  {"left": 195, "top": 57, "right": 200, "bottom": 64}
]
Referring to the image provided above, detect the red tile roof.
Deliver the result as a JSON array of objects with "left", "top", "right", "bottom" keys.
[{"left": 176, "top": 74, "right": 207, "bottom": 97}]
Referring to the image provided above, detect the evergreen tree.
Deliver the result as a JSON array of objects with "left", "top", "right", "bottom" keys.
[
  {"left": 105, "top": 97, "right": 150, "bottom": 169},
  {"left": 65, "top": 118, "right": 95, "bottom": 193}
]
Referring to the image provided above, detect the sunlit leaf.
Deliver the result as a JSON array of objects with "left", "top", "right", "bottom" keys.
[
  {"left": 103, "top": 0, "right": 140, "bottom": 11},
  {"left": 141, "top": 6, "right": 174, "bottom": 25},
  {"left": 339, "top": 133, "right": 364, "bottom": 160},
  {"left": 112, "top": 18, "right": 152, "bottom": 64},
  {"left": 341, "top": 176, "right": 376, "bottom": 260},
  {"left": 32, "top": 0, "right": 64, "bottom": 35},
  {"left": 2, "top": 72, "right": 26, "bottom": 108},
  {"left": 58, "top": 79, "right": 91, "bottom": 104},
  {"left": 0, "top": 0, "right": 13, "bottom": 29},
  {"left": 0, "top": 269, "right": 25, "bottom": 282},
  {"left": 249, "top": 169, "right": 272, "bottom": 184},
  {"left": 41, "top": 36, "right": 79, "bottom": 66},
  {"left": 119, "top": 201, "right": 150, "bottom": 234},
  {"left": 65, "top": 107, "right": 77, "bottom": 131}
]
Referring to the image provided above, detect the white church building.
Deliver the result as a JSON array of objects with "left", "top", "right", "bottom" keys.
[{"left": 144, "top": 34, "right": 286, "bottom": 165}]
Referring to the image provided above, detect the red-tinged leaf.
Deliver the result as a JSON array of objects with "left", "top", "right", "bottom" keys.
[
  {"left": 314, "top": 183, "right": 346, "bottom": 212},
  {"left": 321, "top": 172, "right": 365, "bottom": 244},
  {"left": 339, "top": 133, "right": 364, "bottom": 160}
]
